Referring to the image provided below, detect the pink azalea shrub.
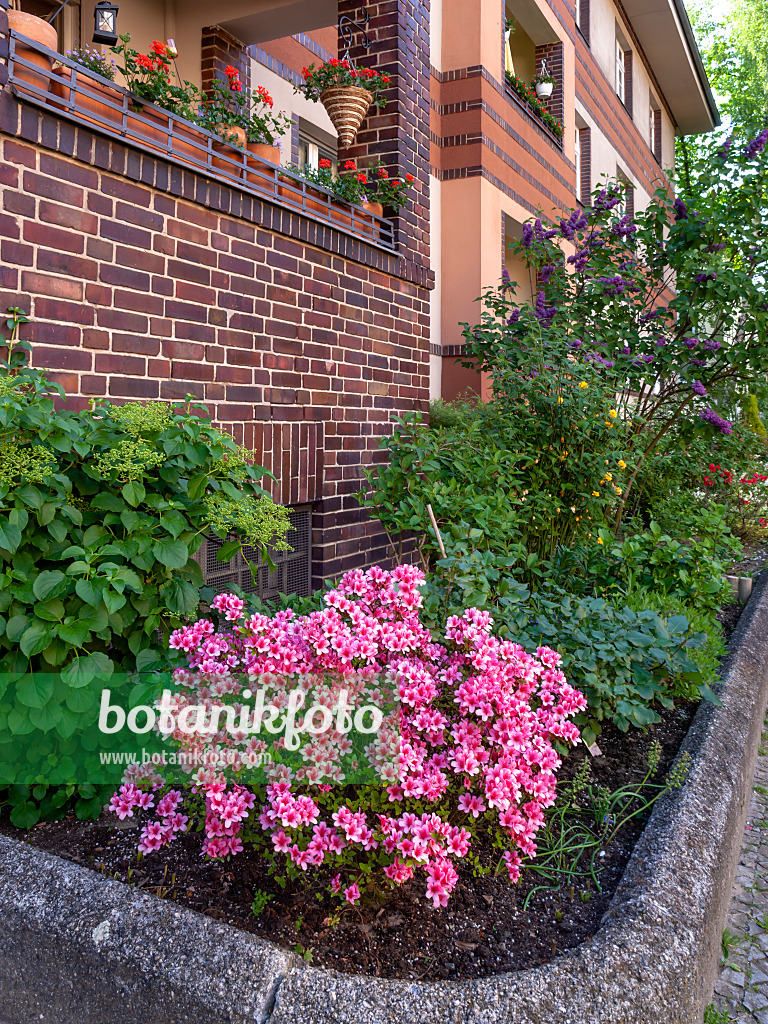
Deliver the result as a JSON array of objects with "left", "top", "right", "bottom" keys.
[{"left": 111, "top": 565, "right": 586, "bottom": 907}]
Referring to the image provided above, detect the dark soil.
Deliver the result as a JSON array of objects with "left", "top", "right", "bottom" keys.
[
  {"left": 729, "top": 542, "right": 768, "bottom": 579},
  {"left": 0, "top": 706, "right": 696, "bottom": 981}
]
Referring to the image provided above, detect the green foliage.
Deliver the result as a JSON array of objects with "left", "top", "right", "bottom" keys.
[
  {"left": 251, "top": 889, "right": 272, "bottom": 916},
  {"left": 419, "top": 552, "right": 709, "bottom": 743},
  {"left": 598, "top": 522, "right": 733, "bottom": 613},
  {"left": 0, "top": 310, "right": 291, "bottom": 824}
]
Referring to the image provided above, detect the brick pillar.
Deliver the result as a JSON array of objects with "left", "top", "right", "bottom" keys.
[
  {"left": 201, "top": 24, "right": 251, "bottom": 98},
  {"left": 535, "top": 41, "right": 564, "bottom": 133},
  {"left": 623, "top": 50, "right": 633, "bottom": 117},
  {"left": 336, "top": 0, "right": 431, "bottom": 284},
  {"left": 579, "top": 126, "right": 591, "bottom": 204}
]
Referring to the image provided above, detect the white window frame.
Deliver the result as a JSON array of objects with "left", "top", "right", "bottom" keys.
[{"left": 615, "top": 39, "right": 625, "bottom": 103}]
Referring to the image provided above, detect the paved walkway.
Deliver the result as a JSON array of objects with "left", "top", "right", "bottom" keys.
[{"left": 712, "top": 718, "right": 768, "bottom": 1023}]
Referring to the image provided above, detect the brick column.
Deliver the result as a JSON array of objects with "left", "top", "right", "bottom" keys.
[
  {"left": 336, "top": 0, "right": 432, "bottom": 286},
  {"left": 535, "top": 41, "right": 564, "bottom": 133},
  {"left": 201, "top": 24, "right": 251, "bottom": 97}
]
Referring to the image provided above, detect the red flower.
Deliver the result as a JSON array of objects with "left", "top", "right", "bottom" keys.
[
  {"left": 377, "top": 168, "right": 389, "bottom": 178},
  {"left": 256, "top": 85, "right": 274, "bottom": 107},
  {"left": 224, "top": 65, "right": 238, "bottom": 77},
  {"left": 357, "top": 172, "right": 368, "bottom": 183},
  {"left": 343, "top": 159, "right": 356, "bottom": 170},
  {"left": 405, "top": 173, "right": 415, "bottom": 182},
  {"left": 136, "top": 54, "right": 153, "bottom": 70},
  {"left": 150, "top": 40, "right": 168, "bottom": 57},
  {"left": 319, "top": 158, "right": 332, "bottom": 169}
]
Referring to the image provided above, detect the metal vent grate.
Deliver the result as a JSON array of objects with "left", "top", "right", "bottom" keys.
[{"left": 196, "top": 505, "right": 312, "bottom": 600}]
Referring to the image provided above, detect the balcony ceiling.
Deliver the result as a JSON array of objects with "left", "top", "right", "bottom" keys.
[
  {"left": 218, "top": 0, "right": 337, "bottom": 46},
  {"left": 623, "top": 0, "right": 720, "bottom": 134}
]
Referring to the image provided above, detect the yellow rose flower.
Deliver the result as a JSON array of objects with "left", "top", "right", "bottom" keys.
[
  {"left": 609, "top": 409, "right": 617, "bottom": 419},
  {"left": 578, "top": 381, "right": 588, "bottom": 389},
  {"left": 592, "top": 490, "right": 600, "bottom": 497},
  {"left": 618, "top": 460, "right": 626, "bottom": 469},
  {"left": 605, "top": 473, "right": 613, "bottom": 481}
]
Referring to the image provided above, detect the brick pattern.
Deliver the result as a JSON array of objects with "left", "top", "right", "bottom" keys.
[
  {"left": 337, "top": 0, "right": 432, "bottom": 280},
  {"left": 579, "top": 126, "right": 591, "bottom": 203},
  {"left": 0, "top": 90, "right": 430, "bottom": 586},
  {"left": 535, "top": 42, "right": 564, "bottom": 130},
  {"left": 201, "top": 24, "right": 251, "bottom": 98}
]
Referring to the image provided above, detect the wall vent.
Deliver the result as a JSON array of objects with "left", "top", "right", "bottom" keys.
[{"left": 195, "top": 505, "right": 312, "bottom": 601}]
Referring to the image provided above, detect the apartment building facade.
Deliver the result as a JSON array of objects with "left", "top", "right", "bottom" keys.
[{"left": 0, "top": 0, "right": 716, "bottom": 591}]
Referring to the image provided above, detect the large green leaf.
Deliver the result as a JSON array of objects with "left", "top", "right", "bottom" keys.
[
  {"left": 20, "top": 623, "right": 55, "bottom": 657},
  {"left": 152, "top": 538, "right": 189, "bottom": 569},
  {"left": 15, "top": 674, "right": 55, "bottom": 709},
  {"left": 33, "top": 570, "right": 67, "bottom": 601}
]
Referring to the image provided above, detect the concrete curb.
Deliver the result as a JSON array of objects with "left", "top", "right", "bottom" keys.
[{"left": 2, "top": 576, "right": 768, "bottom": 1024}]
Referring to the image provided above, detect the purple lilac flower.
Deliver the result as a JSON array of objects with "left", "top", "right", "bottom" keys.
[
  {"left": 719, "top": 135, "right": 733, "bottom": 159},
  {"left": 539, "top": 264, "right": 555, "bottom": 284},
  {"left": 701, "top": 338, "right": 721, "bottom": 352},
  {"left": 598, "top": 275, "right": 627, "bottom": 296},
  {"left": 682, "top": 337, "right": 699, "bottom": 349},
  {"left": 559, "top": 209, "right": 589, "bottom": 240},
  {"left": 695, "top": 272, "right": 716, "bottom": 284},
  {"left": 744, "top": 129, "right": 768, "bottom": 160},
  {"left": 700, "top": 408, "right": 733, "bottom": 435},
  {"left": 507, "top": 309, "right": 521, "bottom": 325},
  {"left": 689, "top": 358, "right": 707, "bottom": 367},
  {"left": 594, "top": 188, "right": 622, "bottom": 212},
  {"left": 673, "top": 197, "right": 688, "bottom": 221},
  {"left": 691, "top": 379, "right": 707, "bottom": 397},
  {"left": 611, "top": 215, "right": 637, "bottom": 240},
  {"left": 642, "top": 353, "right": 654, "bottom": 364},
  {"left": 655, "top": 337, "right": 667, "bottom": 347},
  {"left": 534, "top": 290, "right": 557, "bottom": 327},
  {"left": 570, "top": 338, "right": 583, "bottom": 349},
  {"left": 522, "top": 224, "right": 534, "bottom": 247},
  {"left": 501, "top": 269, "right": 512, "bottom": 289}
]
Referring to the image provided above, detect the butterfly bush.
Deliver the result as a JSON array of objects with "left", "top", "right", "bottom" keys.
[{"left": 111, "top": 565, "right": 586, "bottom": 906}]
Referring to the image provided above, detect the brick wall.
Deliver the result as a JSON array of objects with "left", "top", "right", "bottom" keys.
[
  {"left": 201, "top": 24, "right": 252, "bottom": 97},
  {"left": 535, "top": 42, "right": 564, "bottom": 130},
  {"left": 0, "top": 81, "right": 430, "bottom": 586},
  {"left": 337, "top": 0, "right": 432, "bottom": 283}
]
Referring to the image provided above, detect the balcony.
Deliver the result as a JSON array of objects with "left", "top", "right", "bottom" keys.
[{"left": 5, "top": 29, "right": 397, "bottom": 254}]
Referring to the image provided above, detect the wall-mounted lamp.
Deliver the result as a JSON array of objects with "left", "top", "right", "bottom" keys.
[{"left": 92, "top": 0, "right": 119, "bottom": 45}]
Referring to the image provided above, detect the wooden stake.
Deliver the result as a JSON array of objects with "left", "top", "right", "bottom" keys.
[{"left": 426, "top": 503, "right": 447, "bottom": 560}]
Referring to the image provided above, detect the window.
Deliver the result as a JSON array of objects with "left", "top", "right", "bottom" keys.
[
  {"left": 576, "top": 126, "right": 591, "bottom": 203},
  {"left": 575, "top": 0, "right": 590, "bottom": 42},
  {"left": 195, "top": 506, "right": 313, "bottom": 601},
  {"left": 650, "top": 105, "right": 662, "bottom": 162},
  {"left": 615, "top": 40, "right": 625, "bottom": 103},
  {"left": 298, "top": 125, "right": 337, "bottom": 173}
]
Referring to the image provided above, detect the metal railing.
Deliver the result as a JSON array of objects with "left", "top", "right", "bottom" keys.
[
  {"left": 6, "top": 31, "right": 397, "bottom": 253},
  {"left": 504, "top": 82, "right": 564, "bottom": 150}
]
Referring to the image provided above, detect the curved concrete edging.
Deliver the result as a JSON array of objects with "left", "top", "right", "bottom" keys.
[{"left": 2, "top": 577, "right": 768, "bottom": 1024}]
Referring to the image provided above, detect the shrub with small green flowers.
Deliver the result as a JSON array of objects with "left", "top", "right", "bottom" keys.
[{"left": 0, "top": 309, "right": 290, "bottom": 826}]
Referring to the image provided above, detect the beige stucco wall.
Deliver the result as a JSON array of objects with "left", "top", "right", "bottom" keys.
[{"left": 430, "top": 172, "right": 443, "bottom": 402}]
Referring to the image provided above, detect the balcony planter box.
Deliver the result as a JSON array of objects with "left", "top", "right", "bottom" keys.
[
  {"left": 8, "top": 12, "right": 57, "bottom": 94},
  {"left": 320, "top": 85, "right": 373, "bottom": 149},
  {"left": 50, "top": 66, "right": 123, "bottom": 131}
]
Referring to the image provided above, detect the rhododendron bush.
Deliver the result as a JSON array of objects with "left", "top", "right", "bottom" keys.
[{"left": 111, "top": 565, "right": 586, "bottom": 906}]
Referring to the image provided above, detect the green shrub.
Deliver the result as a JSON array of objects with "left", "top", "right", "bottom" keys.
[{"left": 0, "top": 310, "right": 290, "bottom": 825}]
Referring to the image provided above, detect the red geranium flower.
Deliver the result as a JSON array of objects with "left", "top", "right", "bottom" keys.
[
  {"left": 343, "top": 159, "right": 356, "bottom": 170},
  {"left": 405, "top": 173, "right": 415, "bottom": 182},
  {"left": 319, "top": 158, "right": 332, "bottom": 169}
]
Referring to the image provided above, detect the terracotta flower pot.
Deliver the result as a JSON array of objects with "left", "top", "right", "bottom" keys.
[
  {"left": 8, "top": 11, "right": 57, "bottom": 96},
  {"left": 211, "top": 124, "right": 247, "bottom": 178},
  {"left": 50, "top": 66, "right": 123, "bottom": 131},
  {"left": 245, "top": 141, "right": 281, "bottom": 188},
  {"left": 320, "top": 86, "right": 373, "bottom": 149},
  {"left": 361, "top": 200, "right": 384, "bottom": 217},
  {"left": 169, "top": 121, "right": 209, "bottom": 167}
]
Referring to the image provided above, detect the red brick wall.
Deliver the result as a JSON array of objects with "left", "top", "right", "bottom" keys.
[{"left": 0, "top": 86, "right": 430, "bottom": 586}]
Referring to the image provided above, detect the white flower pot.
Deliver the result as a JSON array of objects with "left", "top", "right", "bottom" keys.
[{"left": 535, "top": 82, "right": 554, "bottom": 99}]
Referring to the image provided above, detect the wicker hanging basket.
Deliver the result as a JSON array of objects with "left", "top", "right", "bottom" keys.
[{"left": 320, "top": 86, "right": 373, "bottom": 149}]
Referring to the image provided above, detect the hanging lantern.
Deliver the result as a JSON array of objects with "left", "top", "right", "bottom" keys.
[{"left": 92, "top": 1, "right": 119, "bottom": 46}]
